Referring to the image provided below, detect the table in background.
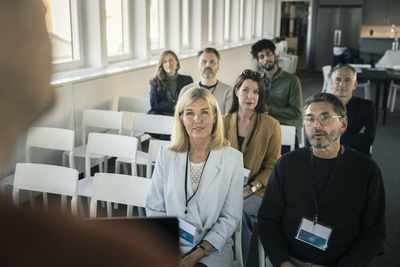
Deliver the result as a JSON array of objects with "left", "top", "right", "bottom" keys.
[
  {"left": 376, "top": 50, "right": 400, "bottom": 68},
  {"left": 358, "top": 68, "right": 400, "bottom": 125}
]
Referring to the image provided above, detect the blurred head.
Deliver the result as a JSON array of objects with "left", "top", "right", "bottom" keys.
[
  {"left": 229, "top": 69, "right": 265, "bottom": 113},
  {"left": 303, "top": 93, "right": 347, "bottom": 149},
  {"left": 197, "top": 47, "right": 220, "bottom": 80},
  {"left": 154, "top": 50, "right": 180, "bottom": 90},
  {"left": 251, "top": 39, "right": 277, "bottom": 72},
  {"left": 331, "top": 64, "right": 358, "bottom": 105},
  {"left": 0, "top": 0, "right": 54, "bottom": 167},
  {"left": 169, "top": 88, "right": 228, "bottom": 152}
]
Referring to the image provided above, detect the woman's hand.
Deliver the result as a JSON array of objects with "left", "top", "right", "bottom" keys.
[
  {"left": 179, "top": 248, "right": 204, "bottom": 267},
  {"left": 243, "top": 186, "right": 253, "bottom": 199}
]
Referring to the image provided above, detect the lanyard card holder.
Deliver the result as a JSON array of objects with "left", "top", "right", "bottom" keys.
[
  {"left": 295, "top": 217, "right": 332, "bottom": 251},
  {"left": 178, "top": 218, "right": 197, "bottom": 246}
]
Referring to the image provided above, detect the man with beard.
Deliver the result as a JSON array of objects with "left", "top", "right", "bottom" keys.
[
  {"left": 251, "top": 39, "right": 302, "bottom": 152},
  {"left": 331, "top": 64, "right": 376, "bottom": 156},
  {"left": 258, "top": 93, "right": 385, "bottom": 267},
  {"left": 179, "top": 47, "right": 232, "bottom": 113}
]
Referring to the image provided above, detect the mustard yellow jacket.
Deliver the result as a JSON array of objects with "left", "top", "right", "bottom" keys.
[{"left": 223, "top": 112, "right": 281, "bottom": 197}]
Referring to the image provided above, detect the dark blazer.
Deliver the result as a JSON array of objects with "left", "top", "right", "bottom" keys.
[
  {"left": 341, "top": 96, "right": 376, "bottom": 156},
  {"left": 148, "top": 74, "right": 193, "bottom": 116}
]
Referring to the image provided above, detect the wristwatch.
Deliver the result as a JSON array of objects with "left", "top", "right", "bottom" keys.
[
  {"left": 251, "top": 185, "right": 258, "bottom": 193},
  {"left": 197, "top": 244, "right": 209, "bottom": 256}
]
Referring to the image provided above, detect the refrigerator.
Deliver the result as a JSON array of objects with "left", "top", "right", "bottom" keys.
[{"left": 313, "top": 7, "right": 362, "bottom": 71}]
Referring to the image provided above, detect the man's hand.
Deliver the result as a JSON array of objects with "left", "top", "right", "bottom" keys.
[{"left": 243, "top": 186, "right": 253, "bottom": 199}]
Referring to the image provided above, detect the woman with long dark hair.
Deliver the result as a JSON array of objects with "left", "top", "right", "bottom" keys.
[{"left": 148, "top": 50, "right": 193, "bottom": 116}]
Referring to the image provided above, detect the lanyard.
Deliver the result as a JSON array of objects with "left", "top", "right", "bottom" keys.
[
  {"left": 199, "top": 81, "right": 218, "bottom": 94},
  {"left": 238, "top": 114, "right": 258, "bottom": 155},
  {"left": 310, "top": 146, "right": 342, "bottom": 224},
  {"left": 184, "top": 150, "right": 210, "bottom": 214}
]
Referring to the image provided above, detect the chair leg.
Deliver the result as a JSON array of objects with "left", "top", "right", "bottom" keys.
[
  {"left": 78, "top": 196, "right": 85, "bottom": 217},
  {"left": 123, "top": 163, "right": 129, "bottom": 175},
  {"left": 391, "top": 87, "right": 398, "bottom": 112},
  {"left": 138, "top": 207, "right": 145, "bottom": 217},
  {"left": 104, "top": 156, "right": 108, "bottom": 172},
  {"left": 387, "top": 87, "right": 393, "bottom": 108},
  {"left": 43, "top": 192, "right": 48, "bottom": 210},
  {"left": 127, "top": 205, "right": 134, "bottom": 217},
  {"left": 29, "top": 191, "right": 35, "bottom": 208},
  {"left": 106, "top": 201, "right": 113, "bottom": 217},
  {"left": 61, "top": 195, "right": 67, "bottom": 213}
]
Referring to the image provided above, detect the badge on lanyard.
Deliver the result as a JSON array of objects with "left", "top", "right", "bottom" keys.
[
  {"left": 295, "top": 217, "right": 332, "bottom": 251},
  {"left": 178, "top": 218, "right": 198, "bottom": 246},
  {"left": 243, "top": 168, "right": 251, "bottom": 185}
]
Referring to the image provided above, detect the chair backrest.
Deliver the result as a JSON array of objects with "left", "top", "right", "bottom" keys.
[
  {"left": 146, "top": 140, "right": 170, "bottom": 178},
  {"left": 85, "top": 133, "right": 138, "bottom": 177},
  {"left": 118, "top": 96, "right": 151, "bottom": 113},
  {"left": 131, "top": 113, "right": 174, "bottom": 135},
  {"left": 322, "top": 65, "right": 332, "bottom": 93},
  {"left": 281, "top": 125, "right": 296, "bottom": 152},
  {"left": 90, "top": 173, "right": 152, "bottom": 218},
  {"left": 13, "top": 163, "right": 78, "bottom": 216},
  {"left": 81, "top": 109, "right": 123, "bottom": 144},
  {"left": 25, "top": 127, "right": 75, "bottom": 168}
]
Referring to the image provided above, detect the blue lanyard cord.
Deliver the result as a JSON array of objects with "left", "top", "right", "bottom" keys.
[
  {"left": 184, "top": 150, "right": 210, "bottom": 214},
  {"left": 310, "top": 146, "right": 342, "bottom": 223}
]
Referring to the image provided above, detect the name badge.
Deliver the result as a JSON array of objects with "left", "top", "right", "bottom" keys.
[
  {"left": 295, "top": 217, "right": 332, "bottom": 251},
  {"left": 243, "top": 168, "right": 251, "bottom": 185},
  {"left": 178, "top": 218, "right": 197, "bottom": 246}
]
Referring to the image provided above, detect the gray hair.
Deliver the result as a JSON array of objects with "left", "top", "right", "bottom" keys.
[
  {"left": 331, "top": 63, "right": 357, "bottom": 80},
  {"left": 303, "top": 93, "right": 347, "bottom": 117}
]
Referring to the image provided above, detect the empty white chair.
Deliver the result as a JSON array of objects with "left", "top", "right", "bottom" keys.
[
  {"left": 388, "top": 80, "right": 400, "bottom": 112},
  {"left": 116, "top": 114, "right": 174, "bottom": 176},
  {"left": 77, "top": 133, "right": 139, "bottom": 201},
  {"left": 277, "top": 56, "right": 292, "bottom": 73},
  {"left": 0, "top": 127, "right": 75, "bottom": 207},
  {"left": 13, "top": 163, "right": 78, "bottom": 216},
  {"left": 90, "top": 173, "right": 151, "bottom": 218},
  {"left": 322, "top": 65, "right": 332, "bottom": 93},
  {"left": 356, "top": 80, "right": 371, "bottom": 100},
  {"left": 118, "top": 96, "right": 151, "bottom": 113},
  {"left": 146, "top": 140, "right": 170, "bottom": 178},
  {"left": 281, "top": 125, "right": 296, "bottom": 152},
  {"left": 71, "top": 109, "right": 123, "bottom": 171}
]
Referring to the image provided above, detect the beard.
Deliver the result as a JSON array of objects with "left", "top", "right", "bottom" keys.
[
  {"left": 201, "top": 67, "right": 216, "bottom": 79},
  {"left": 260, "top": 61, "right": 276, "bottom": 72},
  {"left": 307, "top": 129, "right": 341, "bottom": 149}
]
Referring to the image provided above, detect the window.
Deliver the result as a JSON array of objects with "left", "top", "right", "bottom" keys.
[
  {"left": 43, "top": 0, "right": 80, "bottom": 64},
  {"left": 105, "top": 0, "right": 130, "bottom": 58},
  {"left": 224, "top": 0, "right": 230, "bottom": 41},
  {"left": 182, "top": 0, "right": 189, "bottom": 48},
  {"left": 208, "top": 0, "right": 214, "bottom": 43},
  {"left": 150, "top": 0, "right": 165, "bottom": 51},
  {"left": 239, "top": 0, "right": 244, "bottom": 39}
]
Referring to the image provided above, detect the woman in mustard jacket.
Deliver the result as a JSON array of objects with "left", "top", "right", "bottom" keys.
[{"left": 223, "top": 69, "right": 281, "bottom": 266}]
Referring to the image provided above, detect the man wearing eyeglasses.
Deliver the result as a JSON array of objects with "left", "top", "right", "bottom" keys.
[
  {"left": 250, "top": 39, "right": 303, "bottom": 153},
  {"left": 331, "top": 64, "right": 376, "bottom": 156},
  {"left": 179, "top": 47, "right": 232, "bottom": 114},
  {"left": 258, "top": 93, "right": 385, "bottom": 267}
]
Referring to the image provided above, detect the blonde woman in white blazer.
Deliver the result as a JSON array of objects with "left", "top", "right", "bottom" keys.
[{"left": 146, "top": 88, "right": 243, "bottom": 267}]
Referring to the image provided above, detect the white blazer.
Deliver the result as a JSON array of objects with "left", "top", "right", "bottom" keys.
[{"left": 146, "top": 145, "right": 243, "bottom": 266}]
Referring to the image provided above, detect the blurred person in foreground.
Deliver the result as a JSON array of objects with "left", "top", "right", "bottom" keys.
[
  {"left": 258, "top": 93, "right": 385, "bottom": 267},
  {"left": 0, "top": 1, "right": 176, "bottom": 266},
  {"left": 146, "top": 88, "right": 243, "bottom": 267},
  {"left": 222, "top": 69, "right": 281, "bottom": 266}
]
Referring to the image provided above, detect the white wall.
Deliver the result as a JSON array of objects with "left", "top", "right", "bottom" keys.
[{"left": 2, "top": 44, "right": 258, "bottom": 176}]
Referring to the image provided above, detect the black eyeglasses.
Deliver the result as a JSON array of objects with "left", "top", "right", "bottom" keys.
[{"left": 240, "top": 69, "right": 263, "bottom": 79}]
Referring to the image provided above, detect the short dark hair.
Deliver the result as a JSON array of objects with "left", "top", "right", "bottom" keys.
[
  {"left": 250, "top": 39, "right": 276, "bottom": 59},
  {"left": 331, "top": 63, "right": 357, "bottom": 80},
  {"left": 303, "top": 93, "right": 347, "bottom": 117},
  {"left": 229, "top": 69, "right": 265, "bottom": 114},
  {"left": 197, "top": 47, "right": 220, "bottom": 62}
]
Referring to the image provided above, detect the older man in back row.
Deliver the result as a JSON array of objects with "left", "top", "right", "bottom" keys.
[
  {"left": 259, "top": 93, "right": 385, "bottom": 267},
  {"left": 331, "top": 63, "right": 376, "bottom": 156},
  {"left": 179, "top": 47, "right": 232, "bottom": 114}
]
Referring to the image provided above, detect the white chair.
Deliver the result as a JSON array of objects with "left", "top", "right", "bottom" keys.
[
  {"left": 388, "top": 80, "right": 400, "bottom": 112},
  {"left": 146, "top": 140, "right": 170, "bottom": 178},
  {"left": 277, "top": 57, "right": 292, "bottom": 73},
  {"left": 0, "top": 127, "right": 75, "bottom": 207},
  {"left": 283, "top": 54, "right": 298, "bottom": 74},
  {"left": 13, "top": 163, "right": 78, "bottom": 216},
  {"left": 118, "top": 96, "right": 151, "bottom": 113},
  {"left": 281, "top": 125, "right": 296, "bottom": 152},
  {"left": 116, "top": 113, "right": 174, "bottom": 176},
  {"left": 90, "top": 173, "right": 151, "bottom": 218},
  {"left": 77, "top": 132, "right": 139, "bottom": 198},
  {"left": 70, "top": 109, "right": 123, "bottom": 172},
  {"left": 356, "top": 80, "right": 371, "bottom": 100},
  {"left": 322, "top": 65, "right": 332, "bottom": 93}
]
